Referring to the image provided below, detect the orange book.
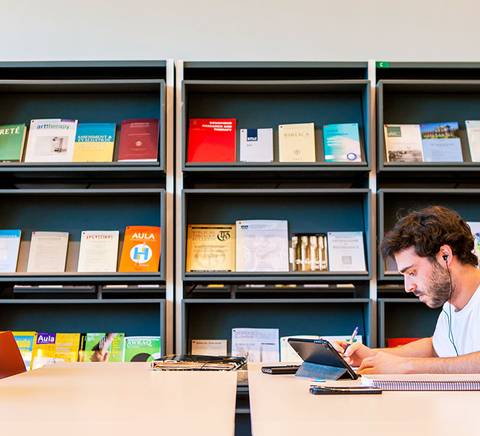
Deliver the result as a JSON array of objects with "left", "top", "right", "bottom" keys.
[
  {"left": 119, "top": 226, "right": 161, "bottom": 272},
  {"left": 0, "top": 331, "right": 26, "bottom": 379}
]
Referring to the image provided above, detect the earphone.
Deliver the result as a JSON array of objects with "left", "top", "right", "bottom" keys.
[{"left": 441, "top": 253, "right": 459, "bottom": 356}]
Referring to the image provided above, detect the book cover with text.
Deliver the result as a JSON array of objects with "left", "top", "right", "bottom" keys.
[
  {"left": 118, "top": 119, "right": 159, "bottom": 161},
  {"left": 119, "top": 226, "right": 161, "bottom": 272}
]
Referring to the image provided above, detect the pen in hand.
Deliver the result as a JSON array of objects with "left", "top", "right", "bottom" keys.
[{"left": 344, "top": 326, "right": 359, "bottom": 354}]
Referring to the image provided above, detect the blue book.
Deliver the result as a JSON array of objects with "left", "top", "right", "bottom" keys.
[
  {"left": 421, "top": 122, "right": 463, "bottom": 162},
  {"left": 323, "top": 123, "right": 362, "bottom": 162},
  {"left": 0, "top": 229, "right": 21, "bottom": 273},
  {"left": 73, "top": 123, "right": 116, "bottom": 162}
]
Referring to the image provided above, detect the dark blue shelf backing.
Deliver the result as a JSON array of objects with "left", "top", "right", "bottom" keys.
[
  {"left": 0, "top": 299, "right": 165, "bottom": 338},
  {"left": 378, "top": 299, "right": 441, "bottom": 347},
  {"left": 183, "top": 81, "right": 370, "bottom": 168},
  {"left": 183, "top": 300, "right": 370, "bottom": 353}
]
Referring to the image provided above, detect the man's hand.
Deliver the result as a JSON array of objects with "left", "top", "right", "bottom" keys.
[
  {"left": 333, "top": 341, "right": 377, "bottom": 367},
  {"left": 358, "top": 351, "right": 412, "bottom": 374}
]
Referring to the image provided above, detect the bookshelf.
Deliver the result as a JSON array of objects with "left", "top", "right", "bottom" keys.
[
  {"left": 378, "top": 298, "right": 441, "bottom": 348},
  {"left": 375, "top": 62, "right": 480, "bottom": 351},
  {"left": 0, "top": 61, "right": 174, "bottom": 354},
  {"left": 175, "top": 61, "right": 375, "bottom": 374}
]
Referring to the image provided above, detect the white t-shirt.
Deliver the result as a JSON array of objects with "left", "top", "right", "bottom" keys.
[{"left": 433, "top": 285, "right": 480, "bottom": 357}]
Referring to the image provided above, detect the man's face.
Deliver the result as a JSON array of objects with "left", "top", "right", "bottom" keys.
[{"left": 394, "top": 246, "right": 451, "bottom": 308}]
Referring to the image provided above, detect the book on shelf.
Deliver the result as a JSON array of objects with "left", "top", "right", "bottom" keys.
[
  {"left": 119, "top": 226, "right": 161, "bottom": 273},
  {"left": 187, "top": 118, "right": 236, "bottom": 163},
  {"left": 26, "top": 231, "right": 69, "bottom": 273},
  {"left": 186, "top": 224, "right": 235, "bottom": 272},
  {"left": 386, "top": 338, "right": 421, "bottom": 348},
  {"left": 73, "top": 122, "right": 116, "bottom": 162},
  {"left": 236, "top": 220, "right": 289, "bottom": 272},
  {"left": 231, "top": 328, "right": 279, "bottom": 363},
  {"left": 80, "top": 333, "right": 125, "bottom": 362},
  {"left": 239, "top": 128, "right": 273, "bottom": 162},
  {"left": 327, "top": 231, "right": 366, "bottom": 272},
  {"left": 465, "top": 120, "right": 480, "bottom": 162},
  {"left": 77, "top": 230, "right": 119, "bottom": 273},
  {"left": 323, "top": 123, "right": 361, "bottom": 162},
  {"left": 278, "top": 122, "right": 316, "bottom": 163},
  {"left": 31, "top": 332, "right": 81, "bottom": 370},
  {"left": 290, "top": 233, "right": 328, "bottom": 272},
  {"left": 0, "top": 230, "right": 21, "bottom": 273},
  {"left": 24, "top": 119, "right": 78, "bottom": 163},
  {"left": 0, "top": 124, "right": 27, "bottom": 162},
  {"left": 420, "top": 122, "right": 463, "bottom": 162},
  {"left": 123, "top": 336, "right": 161, "bottom": 362},
  {"left": 191, "top": 339, "right": 228, "bottom": 356},
  {"left": 12, "top": 331, "right": 37, "bottom": 371},
  {"left": 117, "top": 118, "right": 159, "bottom": 161},
  {"left": 384, "top": 124, "right": 423, "bottom": 163}
]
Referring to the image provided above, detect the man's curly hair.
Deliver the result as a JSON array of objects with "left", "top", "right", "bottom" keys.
[{"left": 381, "top": 205, "right": 478, "bottom": 266}]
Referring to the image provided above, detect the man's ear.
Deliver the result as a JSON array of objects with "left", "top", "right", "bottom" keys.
[{"left": 438, "top": 244, "right": 453, "bottom": 265}]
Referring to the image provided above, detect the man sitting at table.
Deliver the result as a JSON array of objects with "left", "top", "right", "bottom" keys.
[{"left": 340, "top": 205, "right": 480, "bottom": 374}]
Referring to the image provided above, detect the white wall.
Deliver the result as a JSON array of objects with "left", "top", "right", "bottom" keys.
[{"left": 1, "top": 0, "right": 479, "bottom": 61}]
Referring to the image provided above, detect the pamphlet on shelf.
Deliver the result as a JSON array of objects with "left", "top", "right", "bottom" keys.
[
  {"left": 466, "top": 120, "right": 480, "bottom": 162},
  {"left": 0, "top": 229, "right": 21, "bottom": 273},
  {"left": 232, "top": 328, "right": 279, "bottom": 362},
  {"left": 236, "top": 220, "right": 289, "bottom": 272},
  {"left": 278, "top": 122, "right": 316, "bottom": 162},
  {"left": 0, "top": 124, "right": 26, "bottom": 162},
  {"left": 239, "top": 128, "right": 273, "bottom": 162},
  {"left": 73, "top": 122, "right": 116, "bottom": 162},
  {"left": 26, "top": 231, "right": 69, "bottom": 273},
  {"left": 24, "top": 119, "right": 77, "bottom": 163},
  {"left": 327, "top": 231, "right": 366, "bottom": 272},
  {"left": 384, "top": 124, "right": 423, "bottom": 163},
  {"left": 420, "top": 122, "right": 463, "bottom": 162},
  {"left": 77, "top": 230, "right": 119, "bottom": 272},
  {"left": 323, "top": 123, "right": 361, "bottom": 162},
  {"left": 192, "top": 339, "right": 228, "bottom": 356}
]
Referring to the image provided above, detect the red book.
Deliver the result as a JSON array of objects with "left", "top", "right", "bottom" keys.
[
  {"left": 187, "top": 118, "right": 236, "bottom": 163},
  {"left": 386, "top": 338, "right": 421, "bottom": 348},
  {"left": 118, "top": 118, "right": 159, "bottom": 161}
]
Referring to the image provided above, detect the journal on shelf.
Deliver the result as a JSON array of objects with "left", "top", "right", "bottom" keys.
[
  {"left": 0, "top": 124, "right": 27, "bottom": 162},
  {"left": 278, "top": 122, "right": 316, "bottom": 163},
  {"left": 119, "top": 225, "right": 161, "bottom": 273}
]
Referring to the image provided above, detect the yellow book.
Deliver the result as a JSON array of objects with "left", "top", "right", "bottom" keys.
[
  {"left": 278, "top": 122, "right": 316, "bottom": 162},
  {"left": 31, "top": 332, "right": 81, "bottom": 369},
  {"left": 73, "top": 123, "right": 115, "bottom": 162},
  {"left": 186, "top": 224, "right": 235, "bottom": 272}
]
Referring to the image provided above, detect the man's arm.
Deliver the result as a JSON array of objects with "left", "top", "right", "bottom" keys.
[
  {"left": 358, "top": 350, "right": 480, "bottom": 374},
  {"left": 380, "top": 337, "right": 436, "bottom": 358}
]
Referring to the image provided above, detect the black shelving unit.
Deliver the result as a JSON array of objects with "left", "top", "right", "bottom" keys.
[
  {"left": 175, "top": 61, "right": 374, "bottom": 362},
  {"left": 0, "top": 61, "right": 172, "bottom": 352}
]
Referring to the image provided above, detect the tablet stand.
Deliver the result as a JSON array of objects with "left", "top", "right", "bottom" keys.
[{"left": 295, "top": 361, "right": 348, "bottom": 380}]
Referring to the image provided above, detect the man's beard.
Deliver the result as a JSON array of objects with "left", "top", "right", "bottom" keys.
[{"left": 425, "top": 260, "right": 452, "bottom": 308}]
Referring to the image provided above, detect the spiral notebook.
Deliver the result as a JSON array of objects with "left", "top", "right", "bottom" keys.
[{"left": 362, "top": 374, "right": 480, "bottom": 391}]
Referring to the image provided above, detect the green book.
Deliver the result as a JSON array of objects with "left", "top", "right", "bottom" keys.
[
  {"left": 124, "top": 336, "right": 161, "bottom": 362},
  {"left": 82, "top": 333, "right": 125, "bottom": 362},
  {"left": 0, "top": 124, "right": 27, "bottom": 161}
]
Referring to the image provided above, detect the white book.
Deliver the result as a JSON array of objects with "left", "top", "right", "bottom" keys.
[
  {"left": 27, "top": 231, "right": 69, "bottom": 273},
  {"left": 236, "top": 220, "right": 289, "bottom": 272},
  {"left": 327, "top": 231, "right": 366, "bottom": 272},
  {"left": 24, "top": 119, "right": 78, "bottom": 163},
  {"left": 191, "top": 339, "right": 227, "bottom": 356},
  {"left": 77, "top": 231, "right": 119, "bottom": 272},
  {"left": 0, "top": 230, "right": 21, "bottom": 273},
  {"left": 232, "top": 328, "right": 279, "bottom": 363},
  {"left": 466, "top": 120, "right": 480, "bottom": 162},
  {"left": 384, "top": 124, "right": 423, "bottom": 163},
  {"left": 239, "top": 128, "right": 274, "bottom": 162},
  {"left": 467, "top": 222, "right": 480, "bottom": 265}
]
